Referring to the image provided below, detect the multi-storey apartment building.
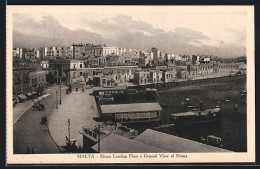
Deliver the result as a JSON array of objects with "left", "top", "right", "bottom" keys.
[
  {"left": 150, "top": 70, "right": 163, "bottom": 84},
  {"left": 42, "top": 47, "right": 57, "bottom": 58},
  {"left": 84, "top": 44, "right": 103, "bottom": 57},
  {"left": 134, "top": 71, "right": 151, "bottom": 85},
  {"left": 176, "top": 66, "right": 189, "bottom": 79},
  {"left": 56, "top": 47, "right": 66, "bottom": 58},
  {"left": 24, "top": 48, "right": 40, "bottom": 60},
  {"left": 162, "top": 69, "right": 177, "bottom": 83},
  {"left": 102, "top": 47, "right": 118, "bottom": 56},
  {"left": 192, "top": 55, "right": 200, "bottom": 65},
  {"left": 65, "top": 46, "right": 73, "bottom": 58},
  {"left": 139, "top": 51, "right": 154, "bottom": 67},
  {"left": 151, "top": 47, "right": 165, "bottom": 65},
  {"left": 72, "top": 44, "right": 86, "bottom": 59},
  {"left": 48, "top": 59, "right": 71, "bottom": 84},
  {"left": 116, "top": 48, "right": 126, "bottom": 55},
  {"left": 69, "top": 60, "right": 86, "bottom": 83},
  {"left": 13, "top": 67, "right": 30, "bottom": 95},
  {"left": 29, "top": 71, "right": 47, "bottom": 95},
  {"left": 13, "top": 48, "right": 25, "bottom": 59},
  {"left": 187, "top": 63, "right": 214, "bottom": 77}
]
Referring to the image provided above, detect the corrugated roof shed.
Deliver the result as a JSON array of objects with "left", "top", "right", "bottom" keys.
[
  {"left": 101, "top": 103, "right": 162, "bottom": 114},
  {"left": 91, "top": 133, "right": 166, "bottom": 153},
  {"left": 134, "top": 129, "right": 231, "bottom": 153}
]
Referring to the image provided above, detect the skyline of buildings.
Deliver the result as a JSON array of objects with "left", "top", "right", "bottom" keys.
[
  {"left": 12, "top": 41, "right": 247, "bottom": 98},
  {"left": 13, "top": 42, "right": 246, "bottom": 62}
]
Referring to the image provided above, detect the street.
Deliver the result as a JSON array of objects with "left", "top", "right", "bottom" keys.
[{"left": 13, "top": 85, "right": 65, "bottom": 154}]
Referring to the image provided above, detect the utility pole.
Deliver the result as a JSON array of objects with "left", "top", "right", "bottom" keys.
[
  {"left": 56, "top": 90, "right": 58, "bottom": 109},
  {"left": 98, "top": 124, "right": 100, "bottom": 153},
  {"left": 60, "top": 58, "right": 62, "bottom": 104},
  {"left": 60, "top": 77, "right": 62, "bottom": 104},
  {"left": 68, "top": 119, "right": 70, "bottom": 145}
]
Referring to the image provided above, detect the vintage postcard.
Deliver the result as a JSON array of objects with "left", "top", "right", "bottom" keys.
[{"left": 6, "top": 5, "right": 255, "bottom": 164}]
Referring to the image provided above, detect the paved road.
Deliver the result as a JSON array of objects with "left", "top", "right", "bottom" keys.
[
  {"left": 13, "top": 85, "right": 65, "bottom": 154},
  {"left": 13, "top": 93, "right": 50, "bottom": 125}
]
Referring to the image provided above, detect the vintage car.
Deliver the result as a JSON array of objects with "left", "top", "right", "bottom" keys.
[
  {"left": 32, "top": 102, "right": 45, "bottom": 111},
  {"left": 201, "top": 135, "right": 223, "bottom": 147}
]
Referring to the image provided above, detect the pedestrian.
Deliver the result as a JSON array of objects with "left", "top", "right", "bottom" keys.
[
  {"left": 78, "top": 146, "right": 82, "bottom": 152},
  {"left": 31, "top": 147, "right": 35, "bottom": 154},
  {"left": 26, "top": 146, "right": 30, "bottom": 154}
]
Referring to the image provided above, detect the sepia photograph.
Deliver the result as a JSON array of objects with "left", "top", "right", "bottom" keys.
[{"left": 6, "top": 5, "right": 255, "bottom": 164}]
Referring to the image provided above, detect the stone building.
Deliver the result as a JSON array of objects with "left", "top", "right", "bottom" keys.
[
  {"left": 29, "top": 71, "right": 47, "bottom": 96},
  {"left": 134, "top": 71, "right": 150, "bottom": 86},
  {"left": 13, "top": 67, "right": 30, "bottom": 95}
]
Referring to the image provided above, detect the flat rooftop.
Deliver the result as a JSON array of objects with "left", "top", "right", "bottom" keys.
[
  {"left": 134, "top": 129, "right": 231, "bottom": 152},
  {"left": 91, "top": 133, "right": 166, "bottom": 153},
  {"left": 101, "top": 103, "right": 162, "bottom": 114}
]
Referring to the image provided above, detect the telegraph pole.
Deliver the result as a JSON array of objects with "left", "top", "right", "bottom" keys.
[
  {"left": 56, "top": 90, "right": 58, "bottom": 109},
  {"left": 60, "top": 77, "right": 62, "bottom": 104},
  {"left": 60, "top": 58, "right": 62, "bottom": 104},
  {"left": 68, "top": 119, "right": 70, "bottom": 144},
  {"left": 98, "top": 124, "right": 100, "bottom": 153}
]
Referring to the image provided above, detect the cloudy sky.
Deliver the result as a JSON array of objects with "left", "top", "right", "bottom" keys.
[{"left": 12, "top": 6, "right": 247, "bottom": 57}]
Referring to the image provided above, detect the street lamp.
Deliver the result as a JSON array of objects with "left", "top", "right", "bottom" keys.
[
  {"left": 56, "top": 90, "right": 58, "bottom": 109},
  {"left": 59, "top": 58, "right": 62, "bottom": 104},
  {"left": 60, "top": 77, "right": 62, "bottom": 104}
]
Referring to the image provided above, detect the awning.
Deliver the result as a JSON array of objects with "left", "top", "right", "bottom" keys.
[{"left": 18, "top": 94, "right": 27, "bottom": 100}]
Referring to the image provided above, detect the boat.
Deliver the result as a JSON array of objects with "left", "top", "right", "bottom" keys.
[
  {"left": 169, "top": 107, "right": 221, "bottom": 125},
  {"left": 162, "top": 103, "right": 168, "bottom": 108},
  {"left": 181, "top": 98, "right": 190, "bottom": 106},
  {"left": 240, "top": 90, "right": 247, "bottom": 96},
  {"left": 225, "top": 98, "right": 230, "bottom": 102},
  {"left": 234, "top": 104, "right": 239, "bottom": 110},
  {"left": 188, "top": 105, "right": 198, "bottom": 109},
  {"left": 146, "top": 88, "right": 157, "bottom": 92}
]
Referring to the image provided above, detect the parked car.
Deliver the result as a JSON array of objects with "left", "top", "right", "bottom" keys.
[{"left": 201, "top": 135, "right": 223, "bottom": 147}]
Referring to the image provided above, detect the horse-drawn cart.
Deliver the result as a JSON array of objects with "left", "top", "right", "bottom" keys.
[{"left": 32, "top": 101, "right": 45, "bottom": 111}]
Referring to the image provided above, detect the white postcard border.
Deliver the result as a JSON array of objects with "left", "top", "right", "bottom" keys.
[{"left": 6, "top": 5, "right": 255, "bottom": 164}]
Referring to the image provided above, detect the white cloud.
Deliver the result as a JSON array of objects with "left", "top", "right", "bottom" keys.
[
  {"left": 12, "top": 6, "right": 248, "bottom": 57},
  {"left": 17, "top": 8, "right": 246, "bottom": 48}
]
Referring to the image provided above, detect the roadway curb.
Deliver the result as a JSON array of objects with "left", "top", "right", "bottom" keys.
[
  {"left": 47, "top": 110, "right": 64, "bottom": 152},
  {"left": 13, "top": 94, "right": 50, "bottom": 125},
  {"left": 46, "top": 124, "right": 65, "bottom": 153}
]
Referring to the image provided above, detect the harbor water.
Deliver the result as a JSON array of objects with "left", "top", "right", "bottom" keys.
[{"left": 109, "top": 75, "right": 247, "bottom": 152}]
